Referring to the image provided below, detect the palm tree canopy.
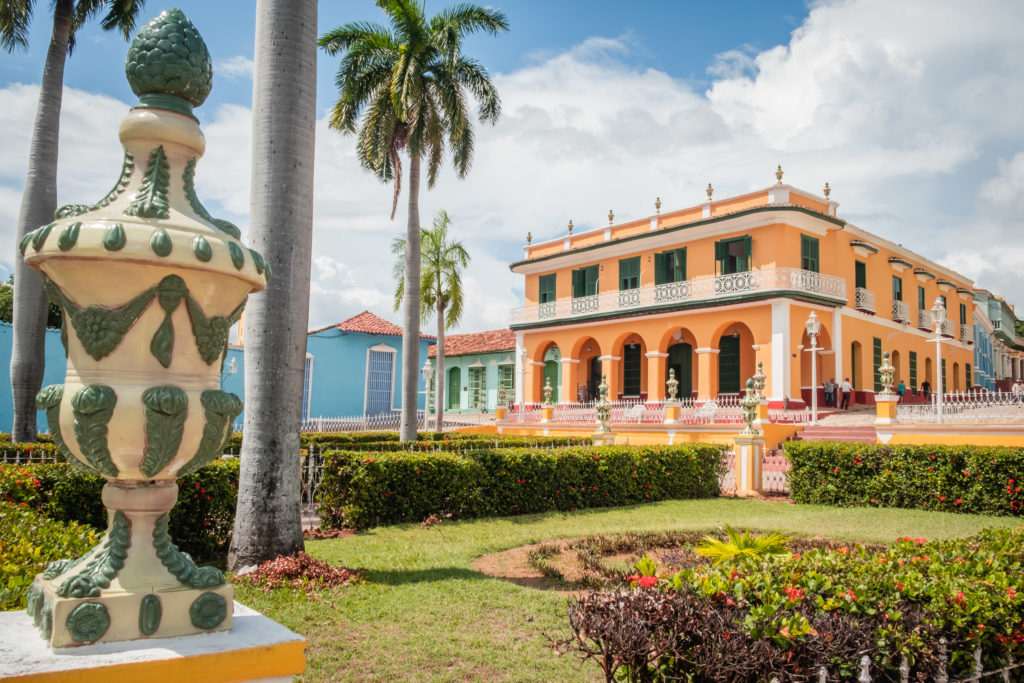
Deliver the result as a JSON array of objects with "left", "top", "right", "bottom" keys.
[
  {"left": 1, "top": 0, "right": 145, "bottom": 53},
  {"left": 392, "top": 209, "right": 470, "bottom": 329},
  {"left": 319, "top": 0, "right": 508, "bottom": 217}
]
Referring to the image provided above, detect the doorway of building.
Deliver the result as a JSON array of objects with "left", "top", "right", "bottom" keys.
[
  {"left": 588, "top": 356, "right": 601, "bottom": 401},
  {"left": 447, "top": 367, "right": 461, "bottom": 410},
  {"left": 622, "top": 343, "right": 642, "bottom": 396},
  {"left": 718, "top": 335, "right": 740, "bottom": 394},
  {"left": 666, "top": 342, "right": 693, "bottom": 398},
  {"left": 543, "top": 360, "right": 559, "bottom": 403}
]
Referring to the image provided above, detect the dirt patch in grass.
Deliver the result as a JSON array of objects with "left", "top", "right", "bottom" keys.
[{"left": 471, "top": 541, "right": 576, "bottom": 591}]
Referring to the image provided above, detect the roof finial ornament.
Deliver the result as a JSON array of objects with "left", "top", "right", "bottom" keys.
[
  {"left": 654, "top": 197, "right": 661, "bottom": 214},
  {"left": 823, "top": 182, "right": 831, "bottom": 200},
  {"left": 706, "top": 183, "right": 713, "bottom": 200},
  {"left": 567, "top": 219, "right": 573, "bottom": 235},
  {"left": 526, "top": 231, "right": 532, "bottom": 245},
  {"left": 776, "top": 165, "right": 784, "bottom": 184},
  {"left": 608, "top": 209, "right": 614, "bottom": 225}
]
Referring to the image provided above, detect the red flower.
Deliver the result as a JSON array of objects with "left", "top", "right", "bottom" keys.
[{"left": 637, "top": 575, "right": 658, "bottom": 588}]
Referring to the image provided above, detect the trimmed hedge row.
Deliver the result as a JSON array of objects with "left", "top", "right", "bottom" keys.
[
  {"left": 318, "top": 444, "right": 726, "bottom": 529},
  {"left": 785, "top": 442, "right": 1024, "bottom": 516},
  {"left": 225, "top": 431, "right": 589, "bottom": 452},
  {"left": 0, "top": 503, "right": 99, "bottom": 611},
  {"left": 0, "top": 459, "right": 239, "bottom": 561}
]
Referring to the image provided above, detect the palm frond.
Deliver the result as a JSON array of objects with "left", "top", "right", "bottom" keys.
[
  {"left": 318, "top": 21, "right": 393, "bottom": 55},
  {"left": 0, "top": 0, "right": 33, "bottom": 53}
]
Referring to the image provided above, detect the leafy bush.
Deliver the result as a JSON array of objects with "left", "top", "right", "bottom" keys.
[
  {"left": 785, "top": 442, "right": 1024, "bottom": 515},
  {"left": 694, "top": 525, "right": 792, "bottom": 565},
  {"left": 224, "top": 431, "right": 589, "bottom": 454},
  {"left": 558, "top": 527, "right": 1024, "bottom": 681},
  {"left": 319, "top": 444, "right": 725, "bottom": 529},
  {"left": 0, "top": 459, "right": 239, "bottom": 562},
  {"left": 0, "top": 502, "right": 99, "bottom": 611}
]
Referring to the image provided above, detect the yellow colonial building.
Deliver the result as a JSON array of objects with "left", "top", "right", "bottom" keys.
[{"left": 509, "top": 169, "right": 977, "bottom": 409}]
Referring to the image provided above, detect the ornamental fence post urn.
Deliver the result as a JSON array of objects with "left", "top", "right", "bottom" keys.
[{"left": 22, "top": 9, "right": 266, "bottom": 648}]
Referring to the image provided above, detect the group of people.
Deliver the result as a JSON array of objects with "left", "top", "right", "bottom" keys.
[
  {"left": 822, "top": 377, "right": 932, "bottom": 409},
  {"left": 822, "top": 378, "right": 854, "bottom": 409}
]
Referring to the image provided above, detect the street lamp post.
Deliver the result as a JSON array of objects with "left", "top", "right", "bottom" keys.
[
  {"left": 931, "top": 297, "right": 946, "bottom": 424},
  {"left": 421, "top": 358, "right": 435, "bottom": 431},
  {"left": 805, "top": 311, "right": 821, "bottom": 425}
]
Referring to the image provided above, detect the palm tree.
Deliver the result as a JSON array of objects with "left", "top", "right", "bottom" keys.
[
  {"left": 393, "top": 210, "right": 469, "bottom": 432},
  {"left": 3, "top": 0, "right": 145, "bottom": 442},
  {"left": 319, "top": 0, "right": 507, "bottom": 442},
  {"left": 227, "top": 0, "right": 317, "bottom": 570}
]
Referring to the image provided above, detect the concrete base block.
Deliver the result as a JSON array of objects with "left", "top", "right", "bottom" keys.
[
  {"left": 0, "top": 602, "right": 304, "bottom": 682},
  {"left": 592, "top": 432, "right": 616, "bottom": 446}
]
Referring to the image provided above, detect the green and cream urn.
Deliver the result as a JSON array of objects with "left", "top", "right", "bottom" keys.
[{"left": 21, "top": 9, "right": 266, "bottom": 648}]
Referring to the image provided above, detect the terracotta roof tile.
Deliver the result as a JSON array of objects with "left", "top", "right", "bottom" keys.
[
  {"left": 428, "top": 328, "right": 515, "bottom": 357},
  {"left": 309, "top": 311, "right": 435, "bottom": 339}
]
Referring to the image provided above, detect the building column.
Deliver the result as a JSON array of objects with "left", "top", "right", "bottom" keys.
[
  {"left": 694, "top": 348, "right": 719, "bottom": 401},
  {"left": 599, "top": 355, "right": 621, "bottom": 400},
  {"left": 645, "top": 352, "right": 668, "bottom": 401},
  {"left": 770, "top": 300, "right": 792, "bottom": 403},
  {"left": 560, "top": 358, "right": 579, "bottom": 404},
  {"left": 528, "top": 360, "right": 545, "bottom": 403}
]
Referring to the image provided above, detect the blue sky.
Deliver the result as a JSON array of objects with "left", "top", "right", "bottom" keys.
[{"left": 3, "top": 1, "right": 1024, "bottom": 333}]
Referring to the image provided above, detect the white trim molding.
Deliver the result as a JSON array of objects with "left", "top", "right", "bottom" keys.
[
  {"left": 694, "top": 348, "right": 721, "bottom": 354},
  {"left": 645, "top": 352, "right": 669, "bottom": 358},
  {"left": 598, "top": 355, "right": 622, "bottom": 361}
]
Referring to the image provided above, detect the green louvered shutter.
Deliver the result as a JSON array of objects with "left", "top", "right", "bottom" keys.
[
  {"left": 873, "top": 337, "right": 883, "bottom": 392},
  {"left": 714, "top": 240, "right": 724, "bottom": 274},
  {"left": 909, "top": 351, "right": 918, "bottom": 391},
  {"left": 966, "top": 364, "right": 972, "bottom": 389},
  {"left": 654, "top": 252, "right": 666, "bottom": 285},
  {"left": 571, "top": 269, "right": 582, "bottom": 298},
  {"left": 675, "top": 248, "right": 687, "bottom": 281},
  {"left": 740, "top": 235, "right": 752, "bottom": 272}
]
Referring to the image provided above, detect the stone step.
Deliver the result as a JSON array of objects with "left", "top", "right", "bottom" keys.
[{"left": 794, "top": 425, "right": 877, "bottom": 443}]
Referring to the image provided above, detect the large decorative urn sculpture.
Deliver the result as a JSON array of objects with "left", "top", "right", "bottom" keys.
[{"left": 21, "top": 9, "right": 266, "bottom": 648}]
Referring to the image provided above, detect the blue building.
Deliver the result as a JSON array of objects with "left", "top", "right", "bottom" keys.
[
  {"left": 220, "top": 310, "right": 435, "bottom": 421},
  {"left": 0, "top": 311, "right": 435, "bottom": 434}
]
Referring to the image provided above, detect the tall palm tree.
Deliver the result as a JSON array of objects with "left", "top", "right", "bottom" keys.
[
  {"left": 228, "top": 0, "right": 317, "bottom": 570},
  {"left": 320, "top": 0, "right": 507, "bottom": 442},
  {"left": 2, "top": 0, "right": 145, "bottom": 442},
  {"left": 393, "top": 210, "right": 469, "bottom": 432}
]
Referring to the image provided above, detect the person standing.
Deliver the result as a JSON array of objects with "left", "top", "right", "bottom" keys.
[
  {"left": 897, "top": 380, "right": 905, "bottom": 401},
  {"left": 840, "top": 377, "right": 853, "bottom": 409},
  {"left": 921, "top": 379, "right": 931, "bottom": 399},
  {"left": 824, "top": 378, "right": 835, "bottom": 407}
]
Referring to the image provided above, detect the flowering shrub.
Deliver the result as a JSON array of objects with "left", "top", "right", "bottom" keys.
[
  {"left": 558, "top": 527, "right": 1024, "bottom": 680},
  {"left": 0, "top": 459, "right": 239, "bottom": 562},
  {"left": 785, "top": 442, "right": 1024, "bottom": 516},
  {"left": 318, "top": 444, "right": 725, "bottom": 529},
  {"left": 0, "top": 502, "right": 99, "bottom": 611}
]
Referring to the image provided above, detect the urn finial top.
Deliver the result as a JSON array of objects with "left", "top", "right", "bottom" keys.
[{"left": 125, "top": 9, "right": 213, "bottom": 118}]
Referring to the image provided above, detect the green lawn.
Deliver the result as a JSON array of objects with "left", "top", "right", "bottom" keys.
[{"left": 234, "top": 499, "right": 1020, "bottom": 682}]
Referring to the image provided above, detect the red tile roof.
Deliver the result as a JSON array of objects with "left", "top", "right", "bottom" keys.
[
  {"left": 428, "top": 328, "right": 515, "bottom": 357},
  {"left": 309, "top": 311, "right": 436, "bottom": 339}
]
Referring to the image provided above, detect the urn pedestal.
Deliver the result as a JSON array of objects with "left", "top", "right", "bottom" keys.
[{"left": 20, "top": 9, "right": 266, "bottom": 648}]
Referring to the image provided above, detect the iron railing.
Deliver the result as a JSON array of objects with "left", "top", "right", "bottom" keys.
[
  {"left": 855, "top": 287, "right": 875, "bottom": 313},
  {"left": 896, "top": 390, "right": 1024, "bottom": 423}
]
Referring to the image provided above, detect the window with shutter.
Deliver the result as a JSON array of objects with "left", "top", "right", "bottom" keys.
[
  {"left": 909, "top": 351, "right": 918, "bottom": 390},
  {"left": 892, "top": 275, "right": 903, "bottom": 301},
  {"left": 960, "top": 303, "right": 967, "bottom": 325},
  {"left": 619, "top": 257, "right": 640, "bottom": 290},
  {"left": 655, "top": 248, "right": 686, "bottom": 284},
  {"left": 538, "top": 274, "right": 556, "bottom": 303},
  {"left": 966, "top": 363, "right": 972, "bottom": 389},
  {"left": 572, "top": 266, "right": 599, "bottom": 297},
  {"left": 718, "top": 237, "right": 751, "bottom": 274},
  {"left": 918, "top": 285, "right": 925, "bottom": 310},
  {"left": 801, "top": 235, "right": 819, "bottom": 272},
  {"left": 855, "top": 261, "right": 867, "bottom": 289}
]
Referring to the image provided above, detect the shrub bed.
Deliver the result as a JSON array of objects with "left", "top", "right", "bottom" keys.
[
  {"left": 785, "top": 442, "right": 1024, "bottom": 516},
  {"left": 318, "top": 444, "right": 725, "bottom": 529},
  {"left": 225, "top": 431, "right": 589, "bottom": 453},
  {"left": 0, "top": 502, "right": 99, "bottom": 610},
  {"left": 558, "top": 527, "right": 1024, "bottom": 681},
  {"left": 0, "top": 459, "right": 239, "bottom": 562}
]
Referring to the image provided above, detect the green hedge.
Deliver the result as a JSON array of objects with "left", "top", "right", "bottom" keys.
[
  {"left": 224, "top": 431, "right": 589, "bottom": 453},
  {"left": 319, "top": 444, "right": 725, "bottom": 529},
  {"left": 0, "top": 502, "right": 99, "bottom": 611},
  {"left": 785, "top": 442, "right": 1024, "bottom": 516},
  {"left": 0, "top": 459, "right": 239, "bottom": 561}
]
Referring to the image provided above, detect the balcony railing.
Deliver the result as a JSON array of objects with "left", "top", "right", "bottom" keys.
[
  {"left": 896, "top": 390, "right": 1024, "bottom": 423},
  {"left": 510, "top": 267, "right": 847, "bottom": 325},
  {"left": 916, "top": 309, "right": 931, "bottom": 331},
  {"left": 940, "top": 318, "right": 955, "bottom": 337},
  {"left": 960, "top": 324, "right": 974, "bottom": 345},
  {"left": 891, "top": 300, "right": 910, "bottom": 323},
  {"left": 854, "top": 287, "right": 875, "bottom": 313}
]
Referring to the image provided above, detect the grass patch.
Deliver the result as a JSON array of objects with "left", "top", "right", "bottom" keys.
[{"left": 235, "top": 498, "right": 1020, "bottom": 682}]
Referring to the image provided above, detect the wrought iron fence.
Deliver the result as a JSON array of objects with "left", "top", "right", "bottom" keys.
[{"left": 0, "top": 450, "right": 60, "bottom": 465}]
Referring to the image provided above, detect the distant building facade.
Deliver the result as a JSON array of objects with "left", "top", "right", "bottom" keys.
[{"left": 428, "top": 329, "right": 516, "bottom": 413}]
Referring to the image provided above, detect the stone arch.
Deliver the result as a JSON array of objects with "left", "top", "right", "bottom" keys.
[
  {"left": 953, "top": 361, "right": 961, "bottom": 392},
  {"left": 891, "top": 350, "right": 902, "bottom": 388},
  {"left": 659, "top": 327, "right": 699, "bottom": 400},
  {"left": 850, "top": 341, "right": 863, "bottom": 391},
  {"left": 614, "top": 332, "right": 648, "bottom": 399},
  {"left": 571, "top": 336, "right": 603, "bottom": 402}
]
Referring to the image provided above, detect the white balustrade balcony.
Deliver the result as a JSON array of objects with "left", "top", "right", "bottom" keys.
[
  {"left": 960, "top": 324, "right": 974, "bottom": 345},
  {"left": 916, "top": 309, "right": 931, "bottom": 331},
  {"left": 891, "top": 300, "right": 910, "bottom": 323},
  {"left": 510, "top": 267, "right": 847, "bottom": 325},
  {"left": 854, "top": 287, "right": 875, "bottom": 314},
  {"left": 940, "top": 319, "right": 955, "bottom": 337}
]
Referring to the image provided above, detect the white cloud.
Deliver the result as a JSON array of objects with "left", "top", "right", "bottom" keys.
[
  {"left": 215, "top": 55, "right": 254, "bottom": 80},
  {"left": 4, "top": 0, "right": 1024, "bottom": 337}
]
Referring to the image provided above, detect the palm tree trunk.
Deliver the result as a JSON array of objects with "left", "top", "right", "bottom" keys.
[
  {"left": 399, "top": 154, "right": 421, "bottom": 441},
  {"left": 435, "top": 298, "right": 445, "bottom": 433},
  {"left": 10, "top": 0, "right": 73, "bottom": 442},
  {"left": 229, "top": 0, "right": 317, "bottom": 570}
]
